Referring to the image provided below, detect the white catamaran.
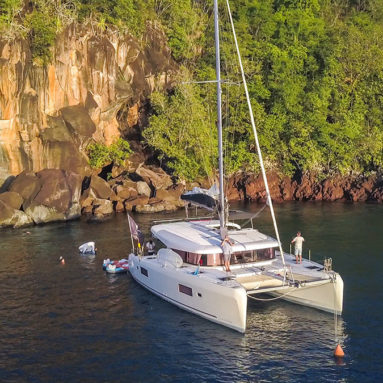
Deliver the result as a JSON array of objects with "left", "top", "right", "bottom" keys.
[{"left": 128, "top": 0, "right": 343, "bottom": 333}]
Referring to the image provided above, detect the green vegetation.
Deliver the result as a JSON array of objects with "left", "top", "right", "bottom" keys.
[
  {"left": 87, "top": 138, "right": 132, "bottom": 169},
  {"left": 145, "top": 0, "right": 383, "bottom": 179},
  {"left": 1, "top": 0, "right": 383, "bottom": 179},
  {"left": 144, "top": 70, "right": 217, "bottom": 181},
  {"left": 0, "top": 0, "right": 205, "bottom": 63}
]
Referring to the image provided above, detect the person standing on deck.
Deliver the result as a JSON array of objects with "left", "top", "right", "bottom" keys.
[
  {"left": 221, "top": 235, "right": 234, "bottom": 272},
  {"left": 291, "top": 231, "right": 305, "bottom": 264},
  {"left": 145, "top": 239, "right": 155, "bottom": 256}
]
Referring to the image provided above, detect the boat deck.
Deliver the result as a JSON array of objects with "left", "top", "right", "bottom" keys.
[{"left": 145, "top": 251, "right": 332, "bottom": 294}]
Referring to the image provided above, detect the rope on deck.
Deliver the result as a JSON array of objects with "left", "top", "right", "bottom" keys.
[{"left": 247, "top": 287, "right": 298, "bottom": 301}]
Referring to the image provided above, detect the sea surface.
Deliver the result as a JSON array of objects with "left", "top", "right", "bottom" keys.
[{"left": 0, "top": 202, "right": 382, "bottom": 382}]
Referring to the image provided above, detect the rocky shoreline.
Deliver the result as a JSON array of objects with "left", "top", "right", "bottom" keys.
[{"left": 0, "top": 165, "right": 382, "bottom": 229}]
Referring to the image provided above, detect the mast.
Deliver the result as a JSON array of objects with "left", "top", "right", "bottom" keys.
[
  {"left": 214, "top": 0, "right": 226, "bottom": 236},
  {"left": 225, "top": 0, "right": 286, "bottom": 267}
]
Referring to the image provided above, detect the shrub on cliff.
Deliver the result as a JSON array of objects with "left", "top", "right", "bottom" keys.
[
  {"left": 144, "top": 73, "right": 217, "bottom": 182},
  {"left": 0, "top": 0, "right": 25, "bottom": 39},
  {"left": 87, "top": 138, "right": 132, "bottom": 169}
]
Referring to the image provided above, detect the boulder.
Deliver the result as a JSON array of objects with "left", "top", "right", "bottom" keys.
[
  {"left": 66, "top": 171, "right": 82, "bottom": 205},
  {"left": 88, "top": 175, "right": 113, "bottom": 199},
  {"left": 34, "top": 169, "right": 72, "bottom": 212},
  {"left": 136, "top": 202, "right": 165, "bottom": 213},
  {"left": 0, "top": 200, "right": 34, "bottom": 228},
  {"left": 40, "top": 116, "right": 89, "bottom": 175},
  {"left": 116, "top": 186, "right": 138, "bottom": 200},
  {"left": 60, "top": 104, "right": 96, "bottom": 138},
  {"left": 135, "top": 200, "right": 178, "bottom": 213},
  {"left": 93, "top": 198, "right": 114, "bottom": 215},
  {"left": 9, "top": 171, "right": 42, "bottom": 208},
  {"left": 24, "top": 204, "right": 66, "bottom": 224},
  {"left": 125, "top": 196, "right": 149, "bottom": 211},
  {"left": 22, "top": 169, "right": 82, "bottom": 222},
  {"left": 136, "top": 181, "right": 151, "bottom": 197},
  {"left": 115, "top": 200, "right": 125, "bottom": 212},
  {"left": 80, "top": 196, "right": 94, "bottom": 209},
  {"left": 135, "top": 165, "right": 173, "bottom": 190},
  {"left": 155, "top": 188, "right": 182, "bottom": 203},
  {"left": 6, "top": 169, "right": 83, "bottom": 224},
  {"left": 0, "top": 191, "right": 23, "bottom": 210},
  {"left": 82, "top": 205, "right": 94, "bottom": 214},
  {"left": 122, "top": 179, "right": 138, "bottom": 189}
]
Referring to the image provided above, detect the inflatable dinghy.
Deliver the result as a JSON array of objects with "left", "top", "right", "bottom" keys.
[{"left": 103, "top": 258, "right": 129, "bottom": 274}]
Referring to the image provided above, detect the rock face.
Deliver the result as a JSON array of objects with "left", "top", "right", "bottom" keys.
[
  {"left": 230, "top": 172, "right": 383, "bottom": 203},
  {"left": 0, "top": 23, "right": 176, "bottom": 184},
  {"left": 0, "top": 169, "right": 81, "bottom": 227}
]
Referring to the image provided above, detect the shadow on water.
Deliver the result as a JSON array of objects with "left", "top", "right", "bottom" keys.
[{"left": 0, "top": 202, "right": 382, "bottom": 382}]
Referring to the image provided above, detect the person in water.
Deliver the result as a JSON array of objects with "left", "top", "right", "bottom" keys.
[
  {"left": 221, "top": 235, "right": 234, "bottom": 272},
  {"left": 145, "top": 239, "right": 155, "bottom": 255},
  {"left": 291, "top": 231, "right": 305, "bottom": 264}
]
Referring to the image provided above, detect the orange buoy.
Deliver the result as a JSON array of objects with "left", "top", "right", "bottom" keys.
[
  {"left": 59, "top": 256, "right": 65, "bottom": 265},
  {"left": 334, "top": 344, "right": 344, "bottom": 358}
]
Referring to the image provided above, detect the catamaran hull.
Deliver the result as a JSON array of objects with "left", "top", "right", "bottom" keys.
[
  {"left": 128, "top": 254, "right": 248, "bottom": 333},
  {"left": 267, "top": 274, "right": 344, "bottom": 314}
]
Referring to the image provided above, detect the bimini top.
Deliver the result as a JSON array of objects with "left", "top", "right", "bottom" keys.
[{"left": 151, "top": 220, "right": 279, "bottom": 254}]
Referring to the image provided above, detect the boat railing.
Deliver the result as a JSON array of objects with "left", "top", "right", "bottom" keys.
[{"left": 152, "top": 216, "right": 215, "bottom": 224}]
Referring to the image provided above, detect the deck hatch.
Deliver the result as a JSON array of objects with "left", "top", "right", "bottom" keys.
[
  {"left": 179, "top": 284, "right": 192, "bottom": 296},
  {"left": 140, "top": 267, "right": 148, "bottom": 277}
]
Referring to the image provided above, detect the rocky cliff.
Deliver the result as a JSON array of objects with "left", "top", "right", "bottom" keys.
[{"left": 0, "top": 23, "right": 176, "bottom": 184}]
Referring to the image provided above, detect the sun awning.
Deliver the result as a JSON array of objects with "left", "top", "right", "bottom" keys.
[{"left": 151, "top": 221, "right": 279, "bottom": 254}]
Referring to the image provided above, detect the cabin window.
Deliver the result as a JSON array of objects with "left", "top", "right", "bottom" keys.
[
  {"left": 140, "top": 267, "right": 148, "bottom": 277},
  {"left": 179, "top": 284, "right": 192, "bottom": 296},
  {"left": 229, "top": 249, "right": 276, "bottom": 264},
  {"left": 256, "top": 248, "right": 276, "bottom": 260},
  {"left": 172, "top": 248, "right": 276, "bottom": 267},
  {"left": 173, "top": 249, "right": 187, "bottom": 262},
  {"left": 172, "top": 249, "right": 202, "bottom": 266}
]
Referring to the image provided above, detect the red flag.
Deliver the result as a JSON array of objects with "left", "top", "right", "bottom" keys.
[{"left": 127, "top": 214, "right": 144, "bottom": 244}]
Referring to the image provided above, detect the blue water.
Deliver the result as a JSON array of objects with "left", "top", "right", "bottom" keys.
[{"left": 0, "top": 202, "right": 382, "bottom": 382}]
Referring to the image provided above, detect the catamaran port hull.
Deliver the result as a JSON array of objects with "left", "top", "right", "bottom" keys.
[{"left": 128, "top": 254, "right": 248, "bottom": 333}]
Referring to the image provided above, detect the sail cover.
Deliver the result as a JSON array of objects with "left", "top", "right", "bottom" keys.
[{"left": 181, "top": 184, "right": 219, "bottom": 210}]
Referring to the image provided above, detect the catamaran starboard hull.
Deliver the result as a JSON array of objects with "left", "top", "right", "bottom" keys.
[{"left": 268, "top": 273, "right": 344, "bottom": 314}]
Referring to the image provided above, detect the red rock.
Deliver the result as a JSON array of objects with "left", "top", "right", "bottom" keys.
[
  {"left": 280, "top": 177, "right": 293, "bottom": 201},
  {"left": 322, "top": 178, "right": 344, "bottom": 201},
  {"left": 294, "top": 175, "right": 313, "bottom": 200}
]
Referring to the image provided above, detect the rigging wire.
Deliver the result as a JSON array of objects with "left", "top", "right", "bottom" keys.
[{"left": 225, "top": 0, "right": 286, "bottom": 267}]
